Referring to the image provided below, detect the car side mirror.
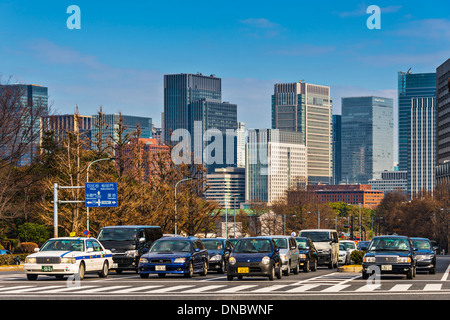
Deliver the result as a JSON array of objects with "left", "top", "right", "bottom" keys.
[
  {"left": 139, "top": 237, "right": 146, "bottom": 243},
  {"left": 413, "top": 247, "right": 418, "bottom": 251},
  {"left": 142, "top": 248, "right": 149, "bottom": 254},
  {"left": 34, "top": 248, "right": 40, "bottom": 253},
  {"left": 275, "top": 248, "right": 279, "bottom": 252},
  {"left": 194, "top": 248, "right": 200, "bottom": 252}
]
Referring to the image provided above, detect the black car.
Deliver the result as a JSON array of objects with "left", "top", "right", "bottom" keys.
[
  {"left": 97, "top": 225, "right": 163, "bottom": 273},
  {"left": 357, "top": 241, "right": 370, "bottom": 251},
  {"left": 201, "top": 238, "right": 233, "bottom": 273},
  {"left": 295, "top": 237, "right": 318, "bottom": 272},
  {"left": 227, "top": 237, "right": 282, "bottom": 281},
  {"left": 411, "top": 237, "right": 436, "bottom": 274},
  {"left": 362, "top": 235, "right": 417, "bottom": 279}
]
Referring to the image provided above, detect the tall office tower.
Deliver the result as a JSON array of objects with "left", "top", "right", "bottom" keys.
[
  {"left": 341, "top": 97, "right": 394, "bottom": 184},
  {"left": 91, "top": 114, "right": 152, "bottom": 152},
  {"left": 205, "top": 167, "right": 245, "bottom": 209},
  {"left": 164, "top": 73, "right": 238, "bottom": 171},
  {"left": 332, "top": 115, "right": 342, "bottom": 184},
  {"left": 436, "top": 59, "right": 450, "bottom": 186},
  {"left": 245, "top": 129, "right": 307, "bottom": 205},
  {"left": 271, "top": 81, "right": 332, "bottom": 184},
  {"left": 0, "top": 84, "right": 48, "bottom": 165},
  {"left": 236, "top": 122, "right": 246, "bottom": 168},
  {"left": 398, "top": 70, "right": 436, "bottom": 193},
  {"left": 410, "top": 97, "right": 436, "bottom": 194}
]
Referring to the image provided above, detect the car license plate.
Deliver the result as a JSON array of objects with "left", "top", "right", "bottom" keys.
[
  {"left": 238, "top": 267, "right": 249, "bottom": 273},
  {"left": 155, "top": 265, "right": 166, "bottom": 271},
  {"left": 381, "top": 265, "right": 392, "bottom": 271},
  {"left": 42, "top": 266, "right": 53, "bottom": 272}
]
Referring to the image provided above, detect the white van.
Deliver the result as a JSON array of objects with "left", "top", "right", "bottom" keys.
[{"left": 298, "top": 229, "right": 339, "bottom": 269}]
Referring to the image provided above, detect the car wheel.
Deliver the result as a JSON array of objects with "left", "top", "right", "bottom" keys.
[
  {"left": 200, "top": 260, "right": 208, "bottom": 276},
  {"left": 406, "top": 268, "right": 413, "bottom": 279},
  {"left": 283, "top": 262, "right": 290, "bottom": 276},
  {"left": 362, "top": 271, "right": 369, "bottom": 280},
  {"left": 78, "top": 262, "right": 85, "bottom": 280},
  {"left": 276, "top": 264, "right": 282, "bottom": 279},
  {"left": 430, "top": 266, "right": 436, "bottom": 274},
  {"left": 184, "top": 262, "right": 194, "bottom": 278},
  {"left": 293, "top": 261, "right": 299, "bottom": 274},
  {"left": 268, "top": 265, "right": 275, "bottom": 281},
  {"left": 98, "top": 261, "right": 109, "bottom": 278},
  {"left": 27, "top": 274, "right": 38, "bottom": 281},
  {"left": 218, "top": 260, "right": 225, "bottom": 274},
  {"left": 227, "top": 275, "right": 234, "bottom": 281},
  {"left": 303, "top": 260, "right": 310, "bottom": 272}
]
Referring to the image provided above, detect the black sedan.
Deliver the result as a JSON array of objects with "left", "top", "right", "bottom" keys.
[
  {"left": 362, "top": 235, "right": 417, "bottom": 279},
  {"left": 227, "top": 237, "right": 282, "bottom": 281},
  {"left": 201, "top": 238, "right": 233, "bottom": 273},
  {"left": 295, "top": 237, "right": 318, "bottom": 272},
  {"left": 411, "top": 237, "right": 436, "bottom": 274}
]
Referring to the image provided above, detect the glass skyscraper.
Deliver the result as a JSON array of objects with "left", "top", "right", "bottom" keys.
[
  {"left": 398, "top": 71, "right": 436, "bottom": 194},
  {"left": 332, "top": 114, "right": 342, "bottom": 185},
  {"left": 341, "top": 96, "right": 394, "bottom": 184},
  {"left": 271, "top": 81, "right": 332, "bottom": 185},
  {"left": 164, "top": 73, "right": 237, "bottom": 171}
]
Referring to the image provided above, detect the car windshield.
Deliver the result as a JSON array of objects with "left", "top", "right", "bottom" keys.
[
  {"left": 40, "top": 239, "right": 84, "bottom": 252},
  {"left": 273, "top": 238, "right": 288, "bottom": 249},
  {"left": 342, "top": 242, "right": 356, "bottom": 250},
  {"left": 150, "top": 240, "right": 191, "bottom": 253},
  {"left": 368, "top": 238, "right": 411, "bottom": 252},
  {"left": 299, "top": 231, "right": 330, "bottom": 242},
  {"left": 202, "top": 240, "right": 223, "bottom": 251},
  {"left": 234, "top": 239, "right": 272, "bottom": 253},
  {"left": 98, "top": 228, "right": 138, "bottom": 241},
  {"left": 339, "top": 244, "right": 346, "bottom": 250},
  {"left": 296, "top": 238, "right": 308, "bottom": 249},
  {"left": 411, "top": 239, "right": 431, "bottom": 251}
]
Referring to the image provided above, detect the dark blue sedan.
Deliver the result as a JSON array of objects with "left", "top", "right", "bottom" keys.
[{"left": 138, "top": 236, "right": 208, "bottom": 278}]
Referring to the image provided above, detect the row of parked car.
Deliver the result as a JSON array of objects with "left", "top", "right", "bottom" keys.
[{"left": 21, "top": 225, "right": 438, "bottom": 281}]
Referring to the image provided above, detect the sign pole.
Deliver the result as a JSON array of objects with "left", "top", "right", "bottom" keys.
[{"left": 53, "top": 183, "right": 58, "bottom": 238}]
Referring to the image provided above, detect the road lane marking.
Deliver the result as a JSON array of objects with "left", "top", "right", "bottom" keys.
[
  {"left": 0, "top": 286, "right": 32, "bottom": 292},
  {"left": 144, "top": 285, "right": 194, "bottom": 293},
  {"left": 321, "top": 284, "right": 351, "bottom": 292},
  {"left": 389, "top": 284, "right": 412, "bottom": 291},
  {"left": 216, "top": 285, "right": 258, "bottom": 293},
  {"left": 423, "top": 284, "right": 442, "bottom": 291},
  {"left": 71, "top": 285, "right": 130, "bottom": 293},
  {"left": 355, "top": 284, "right": 381, "bottom": 292},
  {"left": 182, "top": 285, "right": 226, "bottom": 293},
  {"left": 112, "top": 285, "right": 162, "bottom": 293},
  {"left": 42, "top": 285, "right": 98, "bottom": 293},
  {"left": 286, "top": 284, "right": 321, "bottom": 292},
  {"left": 4, "top": 285, "right": 64, "bottom": 293},
  {"left": 251, "top": 285, "right": 286, "bottom": 293},
  {"left": 441, "top": 262, "right": 450, "bottom": 281}
]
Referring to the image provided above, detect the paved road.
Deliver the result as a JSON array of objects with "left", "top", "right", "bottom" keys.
[{"left": 0, "top": 256, "right": 449, "bottom": 300}]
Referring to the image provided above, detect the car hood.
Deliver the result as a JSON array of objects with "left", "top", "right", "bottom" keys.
[
  {"left": 313, "top": 242, "right": 332, "bottom": 250},
  {"left": 232, "top": 252, "right": 271, "bottom": 262},
  {"left": 27, "top": 251, "right": 79, "bottom": 258},
  {"left": 208, "top": 250, "right": 222, "bottom": 256},
  {"left": 98, "top": 240, "right": 136, "bottom": 253},
  {"left": 415, "top": 249, "right": 434, "bottom": 255},
  {"left": 143, "top": 252, "right": 191, "bottom": 259}
]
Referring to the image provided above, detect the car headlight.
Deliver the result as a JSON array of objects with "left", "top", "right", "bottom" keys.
[
  {"left": 139, "top": 257, "right": 149, "bottom": 264},
  {"left": 210, "top": 254, "right": 222, "bottom": 261},
  {"left": 174, "top": 257, "right": 186, "bottom": 263},
  {"left": 125, "top": 250, "right": 138, "bottom": 257},
  {"left": 397, "top": 257, "right": 411, "bottom": 263},
  {"left": 280, "top": 255, "right": 288, "bottom": 262},
  {"left": 61, "top": 257, "right": 76, "bottom": 264},
  {"left": 262, "top": 256, "right": 270, "bottom": 265},
  {"left": 229, "top": 257, "right": 236, "bottom": 265},
  {"left": 25, "top": 257, "right": 36, "bottom": 264},
  {"left": 363, "top": 256, "right": 375, "bottom": 263},
  {"left": 299, "top": 254, "right": 306, "bottom": 259}
]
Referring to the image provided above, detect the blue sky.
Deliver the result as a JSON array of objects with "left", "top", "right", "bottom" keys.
[{"left": 1, "top": 0, "right": 449, "bottom": 145}]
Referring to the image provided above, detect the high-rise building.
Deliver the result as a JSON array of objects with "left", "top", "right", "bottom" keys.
[
  {"left": 164, "top": 73, "right": 237, "bottom": 171},
  {"left": 436, "top": 59, "right": 450, "bottom": 187},
  {"left": 42, "top": 113, "right": 92, "bottom": 142},
  {"left": 245, "top": 129, "right": 307, "bottom": 205},
  {"left": 341, "top": 96, "right": 394, "bottom": 184},
  {"left": 91, "top": 113, "right": 152, "bottom": 152},
  {"left": 236, "top": 122, "right": 246, "bottom": 168},
  {"left": 271, "top": 81, "right": 332, "bottom": 184},
  {"left": 410, "top": 97, "right": 436, "bottom": 195},
  {"left": 332, "top": 115, "right": 341, "bottom": 185},
  {"left": 398, "top": 70, "right": 436, "bottom": 193},
  {"left": 0, "top": 84, "right": 48, "bottom": 165},
  {"left": 369, "top": 170, "right": 408, "bottom": 194},
  {"left": 205, "top": 167, "right": 245, "bottom": 209}
]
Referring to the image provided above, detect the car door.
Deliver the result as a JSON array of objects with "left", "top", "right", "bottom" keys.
[
  {"left": 84, "top": 240, "right": 96, "bottom": 272},
  {"left": 289, "top": 237, "right": 299, "bottom": 265},
  {"left": 91, "top": 239, "right": 105, "bottom": 271}
]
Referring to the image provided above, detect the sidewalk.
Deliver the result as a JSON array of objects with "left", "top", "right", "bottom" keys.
[
  {"left": 0, "top": 265, "right": 23, "bottom": 272},
  {"left": 337, "top": 265, "right": 362, "bottom": 273}
]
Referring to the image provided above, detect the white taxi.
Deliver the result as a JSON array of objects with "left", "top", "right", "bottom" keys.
[{"left": 23, "top": 237, "right": 113, "bottom": 280}]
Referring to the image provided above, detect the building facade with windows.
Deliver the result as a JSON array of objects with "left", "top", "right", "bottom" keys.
[
  {"left": 205, "top": 167, "right": 245, "bottom": 209},
  {"left": 436, "top": 59, "right": 450, "bottom": 187}
]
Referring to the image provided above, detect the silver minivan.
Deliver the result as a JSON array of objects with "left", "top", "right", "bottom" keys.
[{"left": 298, "top": 229, "right": 339, "bottom": 269}]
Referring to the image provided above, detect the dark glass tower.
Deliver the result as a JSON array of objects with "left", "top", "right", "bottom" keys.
[{"left": 164, "top": 73, "right": 237, "bottom": 171}]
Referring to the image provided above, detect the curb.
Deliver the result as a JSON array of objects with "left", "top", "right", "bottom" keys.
[{"left": 338, "top": 265, "right": 362, "bottom": 273}]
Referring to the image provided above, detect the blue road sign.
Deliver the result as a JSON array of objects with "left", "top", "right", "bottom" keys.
[{"left": 85, "top": 182, "right": 118, "bottom": 207}]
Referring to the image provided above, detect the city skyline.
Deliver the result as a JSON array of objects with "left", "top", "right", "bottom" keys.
[{"left": 1, "top": 1, "right": 449, "bottom": 161}]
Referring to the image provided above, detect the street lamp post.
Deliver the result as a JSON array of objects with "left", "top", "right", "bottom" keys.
[
  {"left": 86, "top": 158, "right": 114, "bottom": 233},
  {"left": 174, "top": 178, "right": 193, "bottom": 236}
]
